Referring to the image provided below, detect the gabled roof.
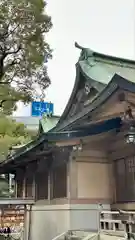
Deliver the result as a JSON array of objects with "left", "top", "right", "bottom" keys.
[
  {"left": 75, "top": 42, "right": 135, "bottom": 83},
  {"left": 57, "top": 63, "right": 106, "bottom": 126},
  {"left": 54, "top": 74, "right": 135, "bottom": 131},
  {"left": 2, "top": 74, "right": 135, "bottom": 171},
  {"left": 1, "top": 45, "right": 135, "bottom": 171},
  {"left": 4, "top": 74, "right": 135, "bottom": 167},
  {"left": 55, "top": 43, "right": 135, "bottom": 130}
]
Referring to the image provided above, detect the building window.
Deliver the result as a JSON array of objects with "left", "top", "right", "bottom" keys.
[{"left": 51, "top": 163, "right": 67, "bottom": 199}]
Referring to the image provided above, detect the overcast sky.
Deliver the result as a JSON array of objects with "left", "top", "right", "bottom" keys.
[{"left": 14, "top": 0, "right": 135, "bottom": 116}]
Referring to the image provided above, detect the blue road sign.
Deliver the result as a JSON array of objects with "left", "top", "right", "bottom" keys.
[{"left": 31, "top": 101, "right": 54, "bottom": 116}]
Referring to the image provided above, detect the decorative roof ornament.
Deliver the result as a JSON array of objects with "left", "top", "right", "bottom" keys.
[
  {"left": 84, "top": 82, "right": 92, "bottom": 95},
  {"left": 123, "top": 105, "right": 134, "bottom": 121},
  {"left": 125, "top": 106, "right": 134, "bottom": 120},
  {"left": 75, "top": 42, "right": 93, "bottom": 61},
  {"left": 75, "top": 42, "right": 84, "bottom": 50}
]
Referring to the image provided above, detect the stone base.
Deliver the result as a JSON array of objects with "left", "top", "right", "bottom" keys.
[{"left": 26, "top": 201, "right": 110, "bottom": 240}]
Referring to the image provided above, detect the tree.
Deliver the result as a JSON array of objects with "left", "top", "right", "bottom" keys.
[
  {"left": 0, "top": 115, "right": 36, "bottom": 198},
  {"left": 0, "top": 115, "right": 34, "bottom": 161},
  {"left": 0, "top": 0, "right": 52, "bottom": 113}
]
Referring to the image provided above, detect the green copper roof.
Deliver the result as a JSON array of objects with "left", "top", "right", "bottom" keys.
[
  {"left": 79, "top": 61, "right": 108, "bottom": 87},
  {"left": 55, "top": 43, "right": 135, "bottom": 130},
  {"left": 39, "top": 115, "right": 60, "bottom": 133},
  {"left": 76, "top": 42, "right": 135, "bottom": 84}
]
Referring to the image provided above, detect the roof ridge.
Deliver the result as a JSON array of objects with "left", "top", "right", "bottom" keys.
[{"left": 75, "top": 42, "right": 135, "bottom": 65}]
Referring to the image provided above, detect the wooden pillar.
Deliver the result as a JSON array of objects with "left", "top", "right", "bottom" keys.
[
  {"left": 32, "top": 173, "right": 36, "bottom": 199},
  {"left": 112, "top": 162, "right": 117, "bottom": 203},
  {"left": 25, "top": 162, "right": 37, "bottom": 198},
  {"left": 22, "top": 170, "right": 25, "bottom": 197},
  {"left": 67, "top": 156, "right": 71, "bottom": 200},
  {"left": 23, "top": 175, "right": 26, "bottom": 198},
  {"left": 67, "top": 154, "right": 78, "bottom": 202},
  {"left": 16, "top": 168, "right": 25, "bottom": 198},
  {"left": 15, "top": 179, "right": 18, "bottom": 198},
  {"left": 48, "top": 171, "right": 51, "bottom": 202}
]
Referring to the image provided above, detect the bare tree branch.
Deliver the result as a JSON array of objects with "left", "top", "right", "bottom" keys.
[{"left": 5, "top": 44, "right": 21, "bottom": 55}]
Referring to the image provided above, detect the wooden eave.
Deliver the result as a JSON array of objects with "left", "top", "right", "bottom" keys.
[
  {"left": 3, "top": 73, "right": 134, "bottom": 172},
  {"left": 1, "top": 45, "right": 135, "bottom": 172},
  {"left": 0, "top": 117, "right": 122, "bottom": 172},
  {"left": 54, "top": 74, "right": 135, "bottom": 131},
  {"left": 54, "top": 43, "right": 135, "bottom": 131}
]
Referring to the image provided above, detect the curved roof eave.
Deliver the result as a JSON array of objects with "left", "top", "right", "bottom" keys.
[
  {"left": 55, "top": 42, "right": 135, "bottom": 130},
  {"left": 93, "top": 51, "right": 135, "bottom": 66},
  {"left": 0, "top": 117, "right": 122, "bottom": 171},
  {"left": 75, "top": 42, "right": 135, "bottom": 67},
  {"left": 55, "top": 63, "right": 105, "bottom": 129},
  {"left": 56, "top": 63, "right": 80, "bottom": 126},
  {"left": 79, "top": 62, "right": 106, "bottom": 91}
]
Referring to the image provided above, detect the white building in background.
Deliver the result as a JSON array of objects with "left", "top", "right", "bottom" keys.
[
  {"left": 12, "top": 102, "right": 60, "bottom": 131},
  {"left": 11, "top": 102, "right": 39, "bottom": 131},
  {"left": 10, "top": 102, "right": 37, "bottom": 130},
  {"left": 12, "top": 116, "right": 41, "bottom": 131}
]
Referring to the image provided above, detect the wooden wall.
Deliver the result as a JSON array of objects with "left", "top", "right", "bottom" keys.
[
  {"left": 108, "top": 131, "right": 135, "bottom": 203},
  {"left": 69, "top": 141, "right": 114, "bottom": 203},
  {"left": 16, "top": 168, "right": 25, "bottom": 198}
]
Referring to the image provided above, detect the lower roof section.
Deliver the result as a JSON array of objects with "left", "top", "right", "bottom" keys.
[{"left": 0, "top": 117, "right": 122, "bottom": 172}]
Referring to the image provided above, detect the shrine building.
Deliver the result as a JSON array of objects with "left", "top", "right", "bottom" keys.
[{"left": 1, "top": 43, "right": 135, "bottom": 239}]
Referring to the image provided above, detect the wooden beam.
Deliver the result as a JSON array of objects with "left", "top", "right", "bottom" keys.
[
  {"left": 109, "top": 145, "right": 135, "bottom": 160},
  {"left": 56, "top": 139, "right": 80, "bottom": 147},
  {"left": 76, "top": 149, "right": 107, "bottom": 158}
]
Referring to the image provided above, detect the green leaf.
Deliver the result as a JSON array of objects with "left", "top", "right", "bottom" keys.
[
  {"left": 0, "top": 0, "right": 52, "bottom": 113},
  {"left": 0, "top": 115, "right": 37, "bottom": 160}
]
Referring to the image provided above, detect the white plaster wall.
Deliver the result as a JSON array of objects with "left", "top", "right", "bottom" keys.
[{"left": 29, "top": 203, "right": 70, "bottom": 240}]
